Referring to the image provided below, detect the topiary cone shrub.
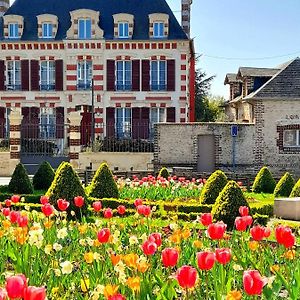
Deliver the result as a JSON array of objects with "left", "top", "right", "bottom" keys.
[
  {"left": 290, "top": 179, "right": 300, "bottom": 197},
  {"left": 88, "top": 163, "right": 119, "bottom": 199},
  {"left": 32, "top": 161, "right": 55, "bottom": 191},
  {"left": 8, "top": 163, "right": 33, "bottom": 194},
  {"left": 211, "top": 180, "right": 249, "bottom": 229},
  {"left": 252, "top": 166, "right": 276, "bottom": 193},
  {"left": 274, "top": 172, "right": 295, "bottom": 197},
  {"left": 46, "top": 162, "right": 87, "bottom": 217},
  {"left": 200, "top": 170, "right": 227, "bottom": 205},
  {"left": 158, "top": 167, "right": 170, "bottom": 179}
]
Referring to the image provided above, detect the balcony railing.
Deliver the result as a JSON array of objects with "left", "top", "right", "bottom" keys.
[
  {"left": 6, "top": 84, "right": 21, "bottom": 91},
  {"left": 40, "top": 84, "right": 55, "bottom": 91},
  {"left": 77, "top": 82, "right": 91, "bottom": 90}
]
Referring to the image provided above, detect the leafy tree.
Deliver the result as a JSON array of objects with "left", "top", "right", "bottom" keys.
[
  {"left": 8, "top": 163, "right": 33, "bottom": 194},
  {"left": 33, "top": 161, "right": 55, "bottom": 191}
]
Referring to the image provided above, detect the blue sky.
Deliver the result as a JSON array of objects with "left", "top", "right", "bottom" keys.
[{"left": 167, "top": 0, "right": 300, "bottom": 98}]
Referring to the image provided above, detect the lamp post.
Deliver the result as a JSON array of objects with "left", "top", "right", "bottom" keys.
[{"left": 91, "top": 78, "right": 95, "bottom": 151}]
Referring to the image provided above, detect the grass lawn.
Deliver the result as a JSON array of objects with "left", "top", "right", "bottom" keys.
[{"left": 244, "top": 192, "right": 274, "bottom": 205}]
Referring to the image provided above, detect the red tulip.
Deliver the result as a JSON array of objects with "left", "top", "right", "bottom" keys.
[
  {"left": 161, "top": 248, "right": 179, "bottom": 267},
  {"left": 11, "top": 195, "right": 20, "bottom": 204},
  {"left": 2, "top": 208, "right": 10, "bottom": 217},
  {"left": 239, "top": 206, "right": 249, "bottom": 216},
  {"left": 264, "top": 227, "right": 271, "bottom": 238},
  {"left": 117, "top": 205, "right": 126, "bottom": 215},
  {"left": 40, "top": 196, "right": 49, "bottom": 205},
  {"left": 148, "top": 233, "right": 162, "bottom": 247},
  {"left": 250, "top": 225, "right": 267, "bottom": 241},
  {"left": 137, "top": 205, "right": 151, "bottom": 217},
  {"left": 235, "top": 216, "right": 252, "bottom": 231},
  {"left": 92, "top": 201, "right": 102, "bottom": 212},
  {"left": 24, "top": 286, "right": 46, "bottom": 300},
  {"left": 10, "top": 211, "right": 20, "bottom": 223},
  {"left": 200, "top": 213, "right": 212, "bottom": 226},
  {"left": 97, "top": 228, "right": 110, "bottom": 243},
  {"left": 17, "top": 215, "right": 28, "bottom": 227},
  {"left": 74, "top": 196, "right": 85, "bottom": 208},
  {"left": 275, "top": 225, "right": 295, "bottom": 248},
  {"left": 176, "top": 265, "right": 197, "bottom": 289},
  {"left": 5, "top": 199, "right": 11, "bottom": 207},
  {"left": 0, "top": 288, "right": 7, "bottom": 300},
  {"left": 103, "top": 208, "right": 113, "bottom": 218},
  {"left": 207, "top": 222, "right": 227, "bottom": 240},
  {"left": 243, "top": 270, "right": 265, "bottom": 295},
  {"left": 142, "top": 239, "right": 157, "bottom": 255},
  {"left": 41, "top": 204, "right": 54, "bottom": 217},
  {"left": 6, "top": 274, "right": 27, "bottom": 299},
  {"left": 57, "top": 199, "right": 69, "bottom": 211},
  {"left": 215, "top": 248, "right": 231, "bottom": 265},
  {"left": 134, "top": 199, "right": 143, "bottom": 207},
  {"left": 197, "top": 251, "right": 216, "bottom": 270},
  {"left": 108, "top": 294, "right": 126, "bottom": 300}
]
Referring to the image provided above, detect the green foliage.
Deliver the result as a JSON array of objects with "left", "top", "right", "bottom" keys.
[
  {"left": 253, "top": 213, "right": 269, "bottom": 226},
  {"left": 8, "top": 163, "right": 33, "bottom": 194},
  {"left": 250, "top": 203, "right": 274, "bottom": 217},
  {"left": 252, "top": 166, "right": 276, "bottom": 193},
  {"left": 32, "top": 161, "right": 55, "bottom": 191},
  {"left": 158, "top": 167, "right": 170, "bottom": 179},
  {"left": 46, "top": 162, "right": 87, "bottom": 216},
  {"left": 88, "top": 163, "right": 119, "bottom": 199},
  {"left": 212, "top": 180, "right": 249, "bottom": 229},
  {"left": 290, "top": 179, "right": 300, "bottom": 197},
  {"left": 200, "top": 170, "right": 227, "bottom": 205},
  {"left": 274, "top": 172, "right": 295, "bottom": 197}
]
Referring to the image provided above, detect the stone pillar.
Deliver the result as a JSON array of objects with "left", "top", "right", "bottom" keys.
[
  {"left": 69, "top": 112, "right": 82, "bottom": 169},
  {"left": 9, "top": 108, "right": 22, "bottom": 160}
]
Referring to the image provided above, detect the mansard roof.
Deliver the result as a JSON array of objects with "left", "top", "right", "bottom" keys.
[
  {"left": 3, "top": 0, "right": 188, "bottom": 41},
  {"left": 237, "top": 67, "right": 280, "bottom": 78}
]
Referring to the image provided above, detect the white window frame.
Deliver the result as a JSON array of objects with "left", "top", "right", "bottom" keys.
[
  {"left": 116, "top": 60, "right": 132, "bottom": 91},
  {"left": 118, "top": 22, "right": 129, "bottom": 38},
  {"left": 283, "top": 129, "right": 300, "bottom": 147},
  {"left": 116, "top": 107, "right": 132, "bottom": 139},
  {"left": 150, "top": 107, "right": 166, "bottom": 138},
  {"left": 150, "top": 60, "right": 167, "bottom": 91},
  {"left": 40, "top": 107, "right": 56, "bottom": 139},
  {"left": 77, "top": 60, "right": 92, "bottom": 89},
  {"left": 78, "top": 18, "right": 92, "bottom": 39},
  {"left": 42, "top": 23, "right": 53, "bottom": 39},
  {"left": 7, "top": 61, "right": 21, "bottom": 90},
  {"left": 153, "top": 22, "right": 164, "bottom": 38},
  {"left": 40, "top": 61, "right": 55, "bottom": 91},
  {"left": 8, "top": 23, "right": 19, "bottom": 39}
]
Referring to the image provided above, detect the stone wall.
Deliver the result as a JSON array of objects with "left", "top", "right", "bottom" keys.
[
  {"left": 154, "top": 122, "right": 256, "bottom": 174},
  {"left": 0, "top": 152, "right": 19, "bottom": 176}
]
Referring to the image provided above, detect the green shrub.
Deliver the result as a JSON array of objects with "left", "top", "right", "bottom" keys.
[
  {"left": 253, "top": 213, "right": 269, "bottom": 226},
  {"left": 290, "top": 179, "right": 300, "bottom": 197},
  {"left": 88, "top": 163, "right": 119, "bottom": 199},
  {"left": 250, "top": 203, "right": 273, "bottom": 217},
  {"left": 46, "top": 162, "right": 87, "bottom": 216},
  {"left": 252, "top": 166, "right": 276, "bottom": 193},
  {"left": 200, "top": 170, "right": 227, "bottom": 205},
  {"left": 158, "top": 167, "right": 170, "bottom": 179},
  {"left": 8, "top": 163, "right": 33, "bottom": 194},
  {"left": 32, "top": 161, "right": 55, "bottom": 191},
  {"left": 274, "top": 172, "right": 295, "bottom": 197},
  {"left": 212, "top": 180, "right": 249, "bottom": 229}
]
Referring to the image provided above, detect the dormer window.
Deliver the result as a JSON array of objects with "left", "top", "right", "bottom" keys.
[
  {"left": 78, "top": 18, "right": 92, "bottom": 39},
  {"left": 118, "top": 22, "right": 129, "bottom": 38},
  {"left": 149, "top": 13, "right": 169, "bottom": 39},
  {"left": 153, "top": 22, "right": 164, "bottom": 38},
  {"left": 42, "top": 23, "right": 53, "bottom": 39},
  {"left": 8, "top": 23, "right": 19, "bottom": 39}
]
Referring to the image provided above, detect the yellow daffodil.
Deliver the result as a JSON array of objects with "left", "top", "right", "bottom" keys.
[
  {"left": 81, "top": 278, "right": 90, "bottom": 292},
  {"left": 126, "top": 276, "right": 141, "bottom": 292},
  {"left": 84, "top": 252, "right": 94, "bottom": 264},
  {"left": 110, "top": 253, "right": 122, "bottom": 266},
  {"left": 103, "top": 284, "right": 119, "bottom": 299},
  {"left": 283, "top": 250, "right": 296, "bottom": 260},
  {"left": 123, "top": 253, "right": 138, "bottom": 269},
  {"left": 270, "top": 265, "right": 280, "bottom": 273},
  {"left": 248, "top": 241, "right": 259, "bottom": 251},
  {"left": 226, "top": 290, "right": 242, "bottom": 300},
  {"left": 193, "top": 240, "right": 203, "bottom": 249}
]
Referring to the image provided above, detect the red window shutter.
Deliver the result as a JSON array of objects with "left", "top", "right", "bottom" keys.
[
  {"left": 142, "top": 60, "right": 150, "bottom": 91},
  {"left": 28, "top": 107, "right": 40, "bottom": 138},
  {"left": 21, "top": 60, "right": 30, "bottom": 91},
  {"left": 56, "top": 107, "right": 64, "bottom": 138},
  {"left": 167, "top": 107, "right": 176, "bottom": 122},
  {"left": 0, "top": 107, "right": 5, "bottom": 138},
  {"left": 132, "top": 60, "right": 140, "bottom": 91},
  {"left": 0, "top": 61, "right": 5, "bottom": 91},
  {"left": 30, "top": 60, "right": 40, "bottom": 91},
  {"left": 106, "top": 60, "right": 115, "bottom": 91},
  {"left": 55, "top": 60, "right": 64, "bottom": 91},
  {"left": 132, "top": 107, "right": 141, "bottom": 139},
  {"left": 106, "top": 107, "right": 115, "bottom": 137},
  {"left": 141, "top": 107, "right": 150, "bottom": 139},
  {"left": 167, "top": 60, "right": 176, "bottom": 91}
]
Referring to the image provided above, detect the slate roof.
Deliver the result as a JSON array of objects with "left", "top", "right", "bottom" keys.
[
  {"left": 237, "top": 67, "right": 280, "bottom": 78},
  {"left": 224, "top": 73, "right": 241, "bottom": 84},
  {"left": 2, "top": 0, "right": 188, "bottom": 41},
  {"left": 246, "top": 58, "right": 300, "bottom": 99}
]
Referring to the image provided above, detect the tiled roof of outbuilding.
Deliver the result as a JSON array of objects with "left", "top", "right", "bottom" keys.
[
  {"left": 3, "top": 0, "right": 188, "bottom": 41},
  {"left": 237, "top": 67, "right": 280, "bottom": 78}
]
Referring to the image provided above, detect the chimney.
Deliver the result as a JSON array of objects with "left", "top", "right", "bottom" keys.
[
  {"left": 181, "top": 0, "right": 192, "bottom": 38},
  {"left": 0, "top": 0, "right": 9, "bottom": 16}
]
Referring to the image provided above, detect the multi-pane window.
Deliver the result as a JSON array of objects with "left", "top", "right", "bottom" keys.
[
  {"left": 151, "top": 61, "right": 166, "bottom": 91},
  {"left": 116, "top": 61, "right": 132, "bottom": 91},
  {"left": 7, "top": 61, "right": 21, "bottom": 90},
  {"left": 150, "top": 107, "right": 166, "bottom": 137},
  {"left": 40, "top": 61, "right": 55, "bottom": 91},
  {"left": 118, "top": 22, "right": 129, "bottom": 38},
  {"left": 42, "top": 23, "right": 53, "bottom": 38},
  {"left": 116, "top": 108, "right": 131, "bottom": 139},
  {"left": 8, "top": 23, "right": 19, "bottom": 39},
  {"left": 77, "top": 61, "right": 92, "bottom": 90},
  {"left": 283, "top": 130, "right": 300, "bottom": 147},
  {"left": 40, "top": 108, "right": 56, "bottom": 139},
  {"left": 153, "top": 22, "right": 164, "bottom": 38},
  {"left": 78, "top": 19, "right": 92, "bottom": 39}
]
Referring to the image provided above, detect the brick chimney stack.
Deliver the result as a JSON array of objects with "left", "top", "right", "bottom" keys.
[
  {"left": 181, "top": 0, "right": 192, "bottom": 38},
  {"left": 0, "top": 0, "right": 10, "bottom": 16}
]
